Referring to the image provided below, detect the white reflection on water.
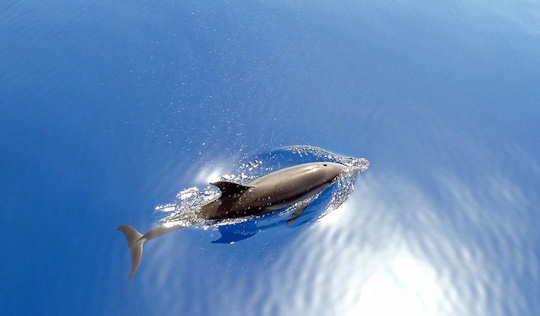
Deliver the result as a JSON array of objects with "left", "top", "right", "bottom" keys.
[
  {"left": 141, "top": 146, "right": 537, "bottom": 316},
  {"left": 247, "top": 164, "right": 535, "bottom": 316},
  {"left": 194, "top": 165, "right": 227, "bottom": 184},
  {"left": 351, "top": 255, "right": 442, "bottom": 316}
]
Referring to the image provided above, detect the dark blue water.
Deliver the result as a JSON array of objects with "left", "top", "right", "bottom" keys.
[{"left": 2, "top": 1, "right": 540, "bottom": 315}]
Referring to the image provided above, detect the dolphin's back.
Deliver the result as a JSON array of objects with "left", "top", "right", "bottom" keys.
[{"left": 203, "top": 162, "right": 345, "bottom": 219}]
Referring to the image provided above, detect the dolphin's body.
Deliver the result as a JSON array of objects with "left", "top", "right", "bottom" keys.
[{"left": 118, "top": 162, "right": 359, "bottom": 279}]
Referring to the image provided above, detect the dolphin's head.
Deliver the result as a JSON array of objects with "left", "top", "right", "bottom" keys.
[
  {"left": 315, "top": 162, "right": 353, "bottom": 183},
  {"left": 279, "top": 160, "right": 368, "bottom": 190}
]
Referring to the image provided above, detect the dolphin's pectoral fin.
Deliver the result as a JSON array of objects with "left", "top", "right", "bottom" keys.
[
  {"left": 286, "top": 192, "right": 324, "bottom": 224},
  {"left": 287, "top": 203, "right": 310, "bottom": 224},
  {"left": 210, "top": 181, "right": 253, "bottom": 198}
]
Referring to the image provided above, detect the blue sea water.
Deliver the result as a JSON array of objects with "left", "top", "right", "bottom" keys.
[{"left": 2, "top": 1, "right": 540, "bottom": 315}]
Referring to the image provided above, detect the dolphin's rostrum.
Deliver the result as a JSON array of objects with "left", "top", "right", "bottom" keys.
[{"left": 118, "top": 161, "right": 363, "bottom": 279}]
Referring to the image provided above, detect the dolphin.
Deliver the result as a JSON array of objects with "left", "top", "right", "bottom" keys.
[{"left": 118, "top": 161, "right": 362, "bottom": 279}]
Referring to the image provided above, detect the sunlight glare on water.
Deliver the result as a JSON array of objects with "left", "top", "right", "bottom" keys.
[
  {"left": 350, "top": 256, "right": 443, "bottom": 316},
  {"left": 211, "top": 142, "right": 537, "bottom": 316},
  {"left": 135, "top": 140, "right": 539, "bottom": 316}
]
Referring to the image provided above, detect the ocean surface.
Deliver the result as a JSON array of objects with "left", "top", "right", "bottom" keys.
[{"left": 2, "top": 1, "right": 540, "bottom": 315}]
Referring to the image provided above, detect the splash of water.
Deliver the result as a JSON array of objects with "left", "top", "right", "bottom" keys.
[{"left": 155, "top": 145, "right": 369, "bottom": 230}]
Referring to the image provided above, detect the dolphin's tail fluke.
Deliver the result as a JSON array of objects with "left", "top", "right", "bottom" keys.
[{"left": 117, "top": 225, "right": 147, "bottom": 279}]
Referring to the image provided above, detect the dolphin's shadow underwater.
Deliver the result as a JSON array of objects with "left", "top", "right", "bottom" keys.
[
  {"left": 213, "top": 223, "right": 259, "bottom": 244},
  {"left": 118, "top": 146, "right": 369, "bottom": 278}
]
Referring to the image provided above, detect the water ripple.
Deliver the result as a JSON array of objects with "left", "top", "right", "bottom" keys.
[{"left": 139, "top": 145, "right": 536, "bottom": 316}]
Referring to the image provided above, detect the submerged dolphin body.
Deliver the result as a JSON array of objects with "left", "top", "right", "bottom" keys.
[{"left": 118, "top": 162, "right": 361, "bottom": 279}]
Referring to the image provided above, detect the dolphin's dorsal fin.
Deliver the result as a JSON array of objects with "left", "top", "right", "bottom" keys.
[{"left": 210, "top": 181, "right": 252, "bottom": 197}]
